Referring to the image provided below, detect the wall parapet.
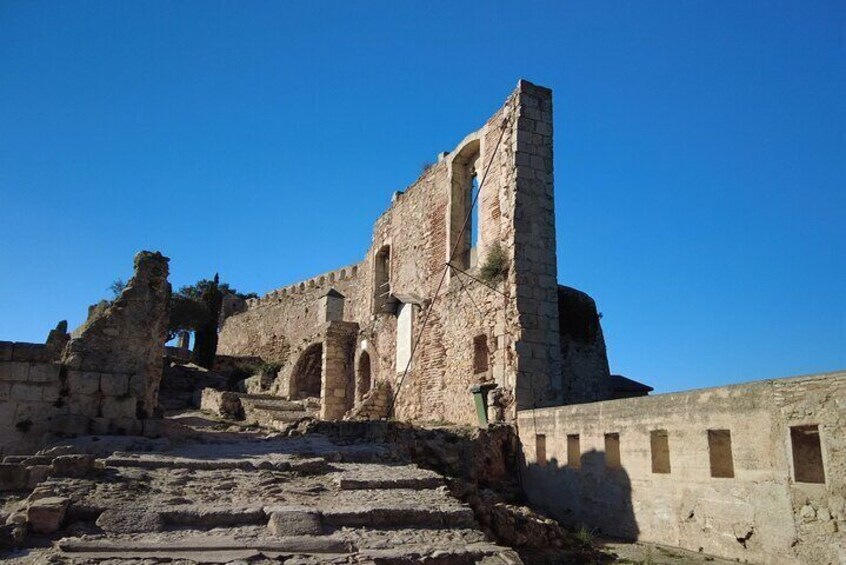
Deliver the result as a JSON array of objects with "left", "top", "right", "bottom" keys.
[
  {"left": 245, "top": 262, "right": 363, "bottom": 310},
  {"left": 518, "top": 370, "right": 846, "bottom": 565}
]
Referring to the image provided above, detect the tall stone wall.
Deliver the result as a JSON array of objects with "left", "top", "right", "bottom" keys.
[
  {"left": 517, "top": 370, "right": 846, "bottom": 564},
  {"left": 63, "top": 251, "right": 171, "bottom": 417},
  {"left": 218, "top": 80, "right": 564, "bottom": 425},
  {"left": 0, "top": 251, "right": 172, "bottom": 456}
]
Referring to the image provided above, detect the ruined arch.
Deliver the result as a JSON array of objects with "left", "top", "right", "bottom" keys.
[
  {"left": 448, "top": 138, "right": 481, "bottom": 271},
  {"left": 373, "top": 245, "right": 391, "bottom": 313},
  {"left": 357, "top": 350, "right": 372, "bottom": 402},
  {"left": 291, "top": 343, "right": 323, "bottom": 399}
]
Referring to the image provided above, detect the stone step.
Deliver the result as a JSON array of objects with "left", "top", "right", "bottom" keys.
[
  {"left": 103, "top": 454, "right": 327, "bottom": 474},
  {"left": 58, "top": 540, "right": 520, "bottom": 565},
  {"left": 359, "top": 544, "right": 523, "bottom": 565},
  {"left": 58, "top": 535, "right": 355, "bottom": 556},
  {"left": 336, "top": 476, "right": 444, "bottom": 490},
  {"left": 96, "top": 506, "right": 267, "bottom": 533},
  {"left": 94, "top": 504, "right": 475, "bottom": 536},
  {"left": 322, "top": 505, "right": 477, "bottom": 530},
  {"left": 245, "top": 405, "right": 311, "bottom": 420},
  {"left": 240, "top": 396, "right": 313, "bottom": 411}
]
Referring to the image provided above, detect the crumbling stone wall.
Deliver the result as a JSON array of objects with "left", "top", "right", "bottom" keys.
[
  {"left": 518, "top": 370, "right": 846, "bottom": 564},
  {"left": 219, "top": 80, "right": 566, "bottom": 426},
  {"left": 63, "top": 251, "right": 171, "bottom": 417},
  {"left": 557, "top": 285, "right": 610, "bottom": 403},
  {"left": 0, "top": 251, "right": 171, "bottom": 456}
]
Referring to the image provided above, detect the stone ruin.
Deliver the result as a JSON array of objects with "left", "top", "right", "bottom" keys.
[
  {"left": 0, "top": 80, "right": 842, "bottom": 564},
  {"left": 0, "top": 251, "right": 171, "bottom": 455}
]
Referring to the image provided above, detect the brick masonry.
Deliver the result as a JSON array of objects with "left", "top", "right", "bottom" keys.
[{"left": 218, "top": 80, "right": 569, "bottom": 426}]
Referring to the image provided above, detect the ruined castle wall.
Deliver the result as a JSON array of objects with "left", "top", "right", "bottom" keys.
[
  {"left": 217, "top": 263, "right": 368, "bottom": 368},
  {"left": 217, "top": 81, "right": 562, "bottom": 426},
  {"left": 0, "top": 358, "right": 154, "bottom": 456},
  {"left": 518, "top": 371, "right": 846, "bottom": 564}
]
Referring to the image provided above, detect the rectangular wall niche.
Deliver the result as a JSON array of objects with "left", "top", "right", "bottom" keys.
[
  {"left": 650, "top": 430, "right": 671, "bottom": 474},
  {"left": 395, "top": 303, "right": 414, "bottom": 373},
  {"left": 473, "top": 334, "right": 489, "bottom": 375},
  {"left": 605, "top": 433, "right": 621, "bottom": 469},
  {"left": 708, "top": 429, "right": 735, "bottom": 478},
  {"left": 790, "top": 425, "right": 826, "bottom": 484},
  {"left": 536, "top": 434, "right": 547, "bottom": 465},
  {"left": 567, "top": 434, "right": 581, "bottom": 468}
]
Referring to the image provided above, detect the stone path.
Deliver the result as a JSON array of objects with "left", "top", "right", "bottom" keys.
[{"left": 1, "top": 420, "right": 521, "bottom": 564}]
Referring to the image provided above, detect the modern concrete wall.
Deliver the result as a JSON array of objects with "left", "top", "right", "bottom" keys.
[{"left": 517, "top": 371, "right": 846, "bottom": 564}]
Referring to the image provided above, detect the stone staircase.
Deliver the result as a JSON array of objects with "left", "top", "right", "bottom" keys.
[
  {"left": 4, "top": 433, "right": 521, "bottom": 564},
  {"left": 239, "top": 394, "right": 319, "bottom": 430},
  {"left": 200, "top": 389, "right": 320, "bottom": 431}
]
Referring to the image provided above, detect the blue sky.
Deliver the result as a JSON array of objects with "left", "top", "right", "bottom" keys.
[{"left": 1, "top": 1, "right": 843, "bottom": 393}]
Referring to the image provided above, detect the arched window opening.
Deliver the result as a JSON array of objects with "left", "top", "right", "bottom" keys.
[
  {"left": 373, "top": 245, "right": 391, "bottom": 313},
  {"left": 357, "top": 351, "right": 372, "bottom": 402},
  {"left": 450, "top": 140, "right": 481, "bottom": 271},
  {"left": 292, "top": 343, "right": 323, "bottom": 399}
]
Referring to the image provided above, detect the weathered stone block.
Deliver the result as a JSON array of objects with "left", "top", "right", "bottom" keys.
[
  {"left": 0, "top": 342, "right": 12, "bottom": 362},
  {"left": 100, "top": 396, "right": 136, "bottom": 419},
  {"left": 51, "top": 455, "right": 94, "bottom": 478},
  {"left": 109, "top": 417, "right": 141, "bottom": 435},
  {"left": 26, "top": 496, "right": 70, "bottom": 533},
  {"left": 7, "top": 363, "right": 30, "bottom": 383},
  {"left": 41, "top": 385, "right": 60, "bottom": 403},
  {"left": 96, "top": 509, "right": 163, "bottom": 533},
  {"left": 0, "top": 464, "right": 28, "bottom": 490},
  {"left": 266, "top": 506, "right": 323, "bottom": 536},
  {"left": 99, "top": 373, "right": 129, "bottom": 396},
  {"left": 141, "top": 418, "right": 165, "bottom": 438},
  {"left": 26, "top": 465, "right": 52, "bottom": 489},
  {"left": 66, "top": 371, "right": 99, "bottom": 395},
  {"left": 67, "top": 393, "right": 99, "bottom": 416},
  {"left": 48, "top": 414, "right": 90, "bottom": 436},
  {"left": 27, "top": 363, "right": 60, "bottom": 384},
  {"left": 10, "top": 383, "right": 43, "bottom": 402}
]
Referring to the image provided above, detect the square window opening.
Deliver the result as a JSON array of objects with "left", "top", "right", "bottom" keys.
[
  {"left": 536, "top": 434, "right": 547, "bottom": 466},
  {"left": 708, "top": 429, "right": 735, "bottom": 478},
  {"left": 473, "top": 334, "right": 489, "bottom": 375},
  {"left": 605, "top": 433, "right": 621, "bottom": 469},
  {"left": 650, "top": 430, "right": 671, "bottom": 474},
  {"left": 790, "top": 425, "right": 825, "bottom": 484},
  {"left": 567, "top": 434, "right": 581, "bottom": 469}
]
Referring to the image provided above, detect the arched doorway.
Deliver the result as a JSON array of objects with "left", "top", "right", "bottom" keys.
[
  {"left": 291, "top": 343, "right": 322, "bottom": 399},
  {"left": 357, "top": 351, "right": 372, "bottom": 402}
]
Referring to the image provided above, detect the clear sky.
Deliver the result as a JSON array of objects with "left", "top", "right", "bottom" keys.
[{"left": 1, "top": 1, "right": 843, "bottom": 393}]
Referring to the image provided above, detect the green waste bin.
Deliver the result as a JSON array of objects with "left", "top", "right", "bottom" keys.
[{"left": 469, "top": 383, "right": 498, "bottom": 428}]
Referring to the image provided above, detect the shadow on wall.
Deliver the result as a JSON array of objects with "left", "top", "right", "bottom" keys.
[{"left": 524, "top": 447, "right": 639, "bottom": 541}]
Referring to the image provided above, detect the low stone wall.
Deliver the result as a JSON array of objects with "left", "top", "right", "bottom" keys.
[
  {"left": 517, "top": 370, "right": 846, "bottom": 565},
  {"left": 0, "top": 341, "right": 54, "bottom": 364},
  {"left": 0, "top": 360, "right": 161, "bottom": 456},
  {"left": 344, "top": 381, "right": 391, "bottom": 421}
]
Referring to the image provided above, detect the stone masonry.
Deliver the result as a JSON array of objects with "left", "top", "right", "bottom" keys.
[
  {"left": 218, "top": 80, "right": 584, "bottom": 426},
  {"left": 0, "top": 251, "right": 171, "bottom": 456}
]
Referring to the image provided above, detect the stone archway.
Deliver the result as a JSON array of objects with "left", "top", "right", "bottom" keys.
[
  {"left": 357, "top": 351, "right": 372, "bottom": 402},
  {"left": 291, "top": 343, "right": 322, "bottom": 399}
]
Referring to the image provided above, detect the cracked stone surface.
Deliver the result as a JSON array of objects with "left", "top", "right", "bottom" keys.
[{"left": 0, "top": 415, "right": 521, "bottom": 564}]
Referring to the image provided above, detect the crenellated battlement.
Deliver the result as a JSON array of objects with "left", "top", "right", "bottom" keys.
[{"left": 244, "top": 262, "right": 364, "bottom": 310}]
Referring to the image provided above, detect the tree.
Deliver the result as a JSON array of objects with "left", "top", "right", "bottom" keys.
[
  {"left": 191, "top": 274, "right": 224, "bottom": 369},
  {"left": 108, "top": 279, "right": 126, "bottom": 299},
  {"left": 165, "top": 275, "right": 254, "bottom": 368}
]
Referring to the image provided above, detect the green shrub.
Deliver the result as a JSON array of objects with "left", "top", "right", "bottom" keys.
[{"left": 479, "top": 242, "right": 508, "bottom": 283}]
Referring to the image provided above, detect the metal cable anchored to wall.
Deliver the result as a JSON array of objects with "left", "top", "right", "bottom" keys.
[{"left": 387, "top": 116, "right": 512, "bottom": 418}]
